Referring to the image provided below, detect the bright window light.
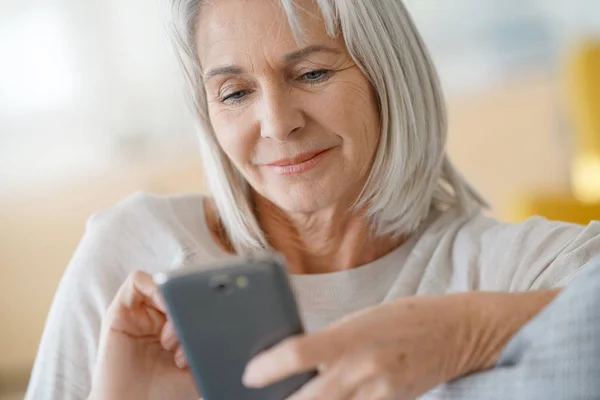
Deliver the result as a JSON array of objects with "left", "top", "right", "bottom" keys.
[{"left": 0, "top": 9, "right": 76, "bottom": 113}]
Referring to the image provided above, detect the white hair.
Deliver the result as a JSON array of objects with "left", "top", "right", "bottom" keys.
[{"left": 170, "top": 0, "right": 487, "bottom": 255}]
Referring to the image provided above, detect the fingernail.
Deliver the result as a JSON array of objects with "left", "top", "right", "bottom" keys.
[
  {"left": 155, "top": 294, "right": 167, "bottom": 312},
  {"left": 160, "top": 330, "right": 171, "bottom": 348},
  {"left": 175, "top": 353, "right": 185, "bottom": 369}
]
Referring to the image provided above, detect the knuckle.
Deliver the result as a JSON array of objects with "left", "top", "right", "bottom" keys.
[
  {"left": 371, "top": 375, "right": 397, "bottom": 399},
  {"left": 160, "top": 323, "right": 177, "bottom": 347},
  {"left": 363, "top": 353, "right": 385, "bottom": 376},
  {"left": 315, "top": 381, "right": 338, "bottom": 399},
  {"left": 123, "top": 271, "right": 140, "bottom": 290},
  {"left": 131, "top": 270, "right": 147, "bottom": 283},
  {"left": 334, "top": 365, "right": 356, "bottom": 389}
]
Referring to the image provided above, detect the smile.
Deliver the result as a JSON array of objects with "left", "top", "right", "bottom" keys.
[{"left": 263, "top": 148, "right": 333, "bottom": 175}]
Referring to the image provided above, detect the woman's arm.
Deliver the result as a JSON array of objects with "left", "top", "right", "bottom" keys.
[
  {"left": 241, "top": 283, "right": 580, "bottom": 400},
  {"left": 453, "top": 288, "right": 560, "bottom": 374}
]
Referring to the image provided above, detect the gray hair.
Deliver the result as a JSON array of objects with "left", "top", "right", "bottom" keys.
[{"left": 170, "top": 0, "right": 486, "bottom": 255}]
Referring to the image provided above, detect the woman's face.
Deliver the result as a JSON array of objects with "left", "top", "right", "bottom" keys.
[{"left": 197, "top": 0, "right": 380, "bottom": 213}]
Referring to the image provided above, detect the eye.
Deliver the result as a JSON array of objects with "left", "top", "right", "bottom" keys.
[
  {"left": 222, "top": 90, "right": 247, "bottom": 104},
  {"left": 300, "top": 69, "right": 331, "bottom": 83}
]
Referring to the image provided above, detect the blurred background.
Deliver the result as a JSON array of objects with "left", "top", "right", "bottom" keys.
[{"left": 0, "top": 0, "right": 599, "bottom": 397}]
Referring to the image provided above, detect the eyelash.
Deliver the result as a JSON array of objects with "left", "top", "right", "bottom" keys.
[
  {"left": 299, "top": 69, "right": 331, "bottom": 84},
  {"left": 221, "top": 90, "right": 248, "bottom": 105},
  {"left": 220, "top": 69, "right": 332, "bottom": 105}
]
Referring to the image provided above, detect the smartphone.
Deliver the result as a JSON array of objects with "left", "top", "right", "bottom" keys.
[{"left": 155, "top": 254, "right": 316, "bottom": 400}]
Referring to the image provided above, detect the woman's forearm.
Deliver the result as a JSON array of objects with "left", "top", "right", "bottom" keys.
[{"left": 455, "top": 289, "right": 561, "bottom": 375}]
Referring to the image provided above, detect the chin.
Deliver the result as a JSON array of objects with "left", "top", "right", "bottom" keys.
[{"left": 262, "top": 179, "right": 345, "bottom": 214}]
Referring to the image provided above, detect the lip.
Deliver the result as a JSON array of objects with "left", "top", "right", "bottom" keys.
[{"left": 263, "top": 148, "right": 333, "bottom": 175}]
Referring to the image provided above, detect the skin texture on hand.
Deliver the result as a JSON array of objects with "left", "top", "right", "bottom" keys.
[
  {"left": 242, "top": 289, "right": 560, "bottom": 400},
  {"left": 89, "top": 270, "right": 559, "bottom": 400}
]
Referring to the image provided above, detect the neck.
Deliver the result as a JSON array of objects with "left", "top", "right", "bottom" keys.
[{"left": 253, "top": 194, "right": 406, "bottom": 275}]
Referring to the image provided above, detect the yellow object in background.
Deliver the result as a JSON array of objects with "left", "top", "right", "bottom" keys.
[
  {"left": 511, "top": 194, "right": 600, "bottom": 225},
  {"left": 510, "top": 40, "right": 600, "bottom": 224},
  {"left": 568, "top": 40, "right": 600, "bottom": 203}
]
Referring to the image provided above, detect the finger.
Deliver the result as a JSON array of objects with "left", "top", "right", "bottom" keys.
[
  {"left": 174, "top": 345, "right": 188, "bottom": 369},
  {"left": 347, "top": 376, "right": 404, "bottom": 400},
  {"left": 285, "top": 349, "right": 378, "bottom": 400},
  {"left": 118, "top": 270, "right": 166, "bottom": 313},
  {"left": 160, "top": 320, "right": 179, "bottom": 352},
  {"left": 243, "top": 332, "right": 337, "bottom": 388}
]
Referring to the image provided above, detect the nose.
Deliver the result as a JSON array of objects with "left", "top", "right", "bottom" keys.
[{"left": 257, "top": 86, "right": 305, "bottom": 142}]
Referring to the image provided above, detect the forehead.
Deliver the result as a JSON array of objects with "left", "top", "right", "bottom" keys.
[{"left": 196, "top": 0, "right": 338, "bottom": 67}]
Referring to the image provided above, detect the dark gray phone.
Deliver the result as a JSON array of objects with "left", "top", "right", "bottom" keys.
[{"left": 155, "top": 255, "right": 316, "bottom": 400}]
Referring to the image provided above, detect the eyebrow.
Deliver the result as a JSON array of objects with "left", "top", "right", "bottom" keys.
[
  {"left": 203, "top": 45, "right": 342, "bottom": 82},
  {"left": 283, "top": 44, "right": 342, "bottom": 63},
  {"left": 203, "top": 65, "right": 244, "bottom": 82}
]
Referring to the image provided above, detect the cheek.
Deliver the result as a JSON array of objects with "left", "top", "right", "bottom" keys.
[
  {"left": 209, "top": 107, "right": 259, "bottom": 172},
  {"left": 311, "top": 77, "right": 380, "bottom": 158}
]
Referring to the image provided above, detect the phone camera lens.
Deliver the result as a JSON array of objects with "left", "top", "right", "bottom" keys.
[{"left": 210, "top": 275, "right": 233, "bottom": 294}]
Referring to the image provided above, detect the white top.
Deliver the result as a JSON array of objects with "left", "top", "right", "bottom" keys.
[{"left": 25, "top": 192, "right": 600, "bottom": 400}]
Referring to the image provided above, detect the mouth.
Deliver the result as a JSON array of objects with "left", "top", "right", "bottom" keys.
[{"left": 263, "top": 148, "right": 333, "bottom": 175}]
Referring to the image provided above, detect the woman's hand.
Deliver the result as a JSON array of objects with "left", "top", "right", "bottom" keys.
[
  {"left": 242, "top": 290, "right": 559, "bottom": 400},
  {"left": 89, "top": 271, "right": 197, "bottom": 400}
]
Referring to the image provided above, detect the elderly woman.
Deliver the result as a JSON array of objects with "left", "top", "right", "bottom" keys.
[{"left": 26, "top": 0, "right": 600, "bottom": 399}]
